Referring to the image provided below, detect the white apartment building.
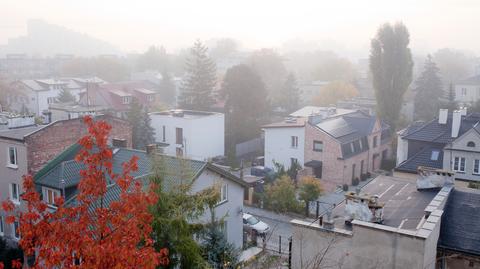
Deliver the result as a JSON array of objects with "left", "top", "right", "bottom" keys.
[
  {"left": 455, "top": 75, "right": 480, "bottom": 104},
  {"left": 149, "top": 110, "right": 225, "bottom": 160}
]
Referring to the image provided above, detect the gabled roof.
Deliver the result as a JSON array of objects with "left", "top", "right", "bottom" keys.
[
  {"left": 396, "top": 147, "right": 444, "bottom": 173},
  {"left": 35, "top": 147, "right": 246, "bottom": 202},
  {"left": 402, "top": 113, "right": 480, "bottom": 144},
  {"left": 439, "top": 188, "right": 480, "bottom": 256},
  {"left": 315, "top": 111, "right": 379, "bottom": 143}
]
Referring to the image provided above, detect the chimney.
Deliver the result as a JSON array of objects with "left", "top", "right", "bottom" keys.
[
  {"left": 451, "top": 110, "right": 462, "bottom": 138},
  {"left": 460, "top": 106, "right": 467, "bottom": 116},
  {"left": 112, "top": 138, "right": 127, "bottom": 148},
  {"left": 146, "top": 144, "right": 157, "bottom": 154},
  {"left": 438, "top": 109, "right": 448, "bottom": 124}
]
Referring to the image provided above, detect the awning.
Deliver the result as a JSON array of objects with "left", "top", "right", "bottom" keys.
[{"left": 304, "top": 160, "right": 322, "bottom": 168}]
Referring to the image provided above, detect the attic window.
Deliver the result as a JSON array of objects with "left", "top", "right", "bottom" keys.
[
  {"left": 431, "top": 150, "right": 440, "bottom": 161},
  {"left": 467, "top": 141, "right": 476, "bottom": 147}
]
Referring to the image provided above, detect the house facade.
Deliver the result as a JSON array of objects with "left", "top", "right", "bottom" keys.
[
  {"left": 455, "top": 74, "right": 480, "bottom": 105},
  {"left": 149, "top": 110, "right": 225, "bottom": 161},
  {"left": 34, "top": 147, "right": 246, "bottom": 249},
  {"left": 396, "top": 108, "right": 480, "bottom": 183},
  {"left": 264, "top": 108, "right": 392, "bottom": 191},
  {"left": 0, "top": 115, "right": 131, "bottom": 242}
]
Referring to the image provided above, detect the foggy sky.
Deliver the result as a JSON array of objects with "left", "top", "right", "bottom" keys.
[{"left": 1, "top": 0, "right": 479, "bottom": 55}]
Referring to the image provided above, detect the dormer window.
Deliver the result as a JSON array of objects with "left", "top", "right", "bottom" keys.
[
  {"left": 122, "top": 96, "right": 131, "bottom": 105},
  {"left": 467, "top": 141, "right": 476, "bottom": 147}
]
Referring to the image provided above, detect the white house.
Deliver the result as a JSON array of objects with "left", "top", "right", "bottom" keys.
[
  {"left": 149, "top": 110, "right": 225, "bottom": 160},
  {"left": 8, "top": 78, "right": 101, "bottom": 116},
  {"left": 455, "top": 75, "right": 480, "bottom": 104}
]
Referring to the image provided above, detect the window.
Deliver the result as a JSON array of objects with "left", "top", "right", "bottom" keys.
[
  {"left": 176, "top": 128, "right": 183, "bottom": 145},
  {"left": 453, "top": 157, "right": 466, "bottom": 172},
  {"left": 350, "top": 142, "right": 355, "bottom": 152},
  {"left": 431, "top": 150, "right": 439, "bottom": 161},
  {"left": 162, "top": 126, "right": 166, "bottom": 142},
  {"left": 8, "top": 147, "right": 17, "bottom": 167},
  {"left": 0, "top": 216, "right": 4, "bottom": 236},
  {"left": 291, "top": 136, "right": 298, "bottom": 148},
  {"left": 10, "top": 183, "right": 19, "bottom": 203},
  {"left": 147, "top": 94, "right": 154, "bottom": 102},
  {"left": 462, "top": 88, "right": 467, "bottom": 96},
  {"left": 122, "top": 96, "right": 131, "bottom": 104},
  {"left": 47, "top": 97, "right": 56, "bottom": 104},
  {"left": 42, "top": 187, "right": 60, "bottom": 205},
  {"left": 218, "top": 183, "right": 228, "bottom": 204},
  {"left": 352, "top": 164, "right": 356, "bottom": 180},
  {"left": 313, "top": 141, "right": 323, "bottom": 152},
  {"left": 467, "top": 141, "right": 476, "bottom": 147},
  {"left": 373, "top": 136, "right": 378, "bottom": 148},
  {"left": 474, "top": 160, "right": 480, "bottom": 175},
  {"left": 291, "top": 158, "right": 298, "bottom": 168},
  {"left": 360, "top": 160, "right": 364, "bottom": 175},
  {"left": 359, "top": 139, "right": 363, "bottom": 150},
  {"left": 12, "top": 221, "right": 19, "bottom": 239}
]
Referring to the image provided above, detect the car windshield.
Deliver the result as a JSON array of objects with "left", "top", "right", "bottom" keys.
[{"left": 247, "top": 216, "right": 259, "bottom": 225}]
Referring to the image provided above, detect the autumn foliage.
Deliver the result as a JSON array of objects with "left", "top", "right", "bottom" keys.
[{"left": 2, "top": 116, "right": 168, "bottom": 268}]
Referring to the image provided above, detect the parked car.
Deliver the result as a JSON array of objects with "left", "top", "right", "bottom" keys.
[
  {"left": 250, "top": 166, "right": 273, "bottom": 178},
  {"left": 243, "top": 213, "right": 270, "bottom": 235}
]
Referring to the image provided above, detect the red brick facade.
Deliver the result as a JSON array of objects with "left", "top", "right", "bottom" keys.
[
  {"left": 26, "top": 115, "right": 132, "bottom": 174},
  {"left": 300, "top": 119, "right": 392, "bottom": 191}
]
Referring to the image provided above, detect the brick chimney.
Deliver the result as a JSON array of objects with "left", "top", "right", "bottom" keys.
[{"left": 146, "top": 144, "right": 157, "bottom": 154}]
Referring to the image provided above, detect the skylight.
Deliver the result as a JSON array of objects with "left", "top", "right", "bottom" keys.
[{"left": 431, "top": 150, "right": 440, "bottom": 161}]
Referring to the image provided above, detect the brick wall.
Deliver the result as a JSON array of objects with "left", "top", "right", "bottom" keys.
[
  {"left": 302, "top": 119, "right": 392, "bottom": 192},
  {"left": 26, "top": 115, "right": 132, "bottom": 174}
]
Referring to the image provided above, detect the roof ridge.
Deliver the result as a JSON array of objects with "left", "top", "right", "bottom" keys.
[{"left": 403, "top": 117, "right": 438, "bottom": 138}]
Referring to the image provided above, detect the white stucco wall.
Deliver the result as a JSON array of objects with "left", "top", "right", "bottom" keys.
[
  {"left": 455, "top": 84, "right": 480, "bottom": 104},
  {"left": 443, "top": 129, "right": 480, "bottom": 182},
  {"left": 150, "top": 112, "right": 225, "bottom": 160},
  {"left": 396, "top": 136, "right": 409, "bottom": 166},
  {"left": 264, "top": 127, "right": 305, "bottom": 169},
  {"left": 191, "top": 169, "right": 244, "bottom": 250}
]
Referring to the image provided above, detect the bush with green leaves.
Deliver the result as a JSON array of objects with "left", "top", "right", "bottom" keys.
[{"left": 264, "top": 175, "right": 301, "bottom": 213}]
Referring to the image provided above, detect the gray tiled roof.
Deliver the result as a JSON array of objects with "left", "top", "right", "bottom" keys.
[
  {"left": 403, "top": 113, "right": 480, "bottom": 144},
  {"left": 458, "top": 74, "right": 480, "bottom": 85},
  {"left": 396, "top": 147, "right": 444, "bottom": 173},
  {"left": 0, "top": 125, "right": 44, "bottom": 141},
  {"left": 439, "top": 188, "right": 480, "bottom": 256}
]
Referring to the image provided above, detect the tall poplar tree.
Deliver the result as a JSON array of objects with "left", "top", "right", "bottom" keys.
[
  {"left": 414, "top": 55, "right": 443, "bottom": 120},
  {"left": 178, "top": 40, "right": 217, "bottom": 110},
  {"left": 370, "top": 22, "right": 413, "bottom": 130}
]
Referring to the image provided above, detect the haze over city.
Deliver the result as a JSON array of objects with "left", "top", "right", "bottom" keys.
[{"left": 1, "top": 0, "right": 480, "bottom": 56}]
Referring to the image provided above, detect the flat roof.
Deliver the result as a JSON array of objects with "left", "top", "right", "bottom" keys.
[
  {"left": 150, "top": 109, "right": 222, "bottom": 119},
  {"left": 331, "top": 175, "right": 438, "bottom": 231}
]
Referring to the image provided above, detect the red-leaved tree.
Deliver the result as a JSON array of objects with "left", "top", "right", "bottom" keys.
[{"left": 2, "top": 116, "right": 168, "bottom": 268}]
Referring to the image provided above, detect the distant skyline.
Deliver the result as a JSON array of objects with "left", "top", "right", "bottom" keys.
[{"left": 1, "top": 0, "right": 480, "bottom": 57}]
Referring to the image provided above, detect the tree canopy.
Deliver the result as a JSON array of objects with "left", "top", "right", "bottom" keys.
[
  {"left": 178, "top": 40, "right": 217, "bottom": 110},
  {"left": 414, "top": 55, "right": 443, "bottom": 121},
  {"left": 312, "top": 81, "right": 359, "bottom": 106},
  {"left": 127, "top": 99, "right": 155, "bottom": 150},
  {"left": 370, "top": 22, "right": 413, "bottom": 130},
  {"left": 221, "top": 64, "right": 268, "bottom": 155},
  {"left": 2, "top": 116, "right": 168, "bottom": 268},
  {"left": 137, "top": 45, "right": 170, "bottom": 72},
  {"left": 57, "top": 88, "right": 77, "bottom": 103}
]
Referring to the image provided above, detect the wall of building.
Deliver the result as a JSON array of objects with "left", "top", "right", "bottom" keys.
[
  {"left": 25, "top": 116, "right": 132, "bottom": 174},
  {"left": 192, "top": 169, "right": 244, "bottom": 250},
  {"left": 264, "top": 126, "right": 305, "bottom": 170},
  {"left": 0, "top": 140, "right": 27, "bottom": 241},
  {"left": 397, "top": 136, "right": 409, "bottom": 166},
  {"left": 150, "top": 113, "right": 225, "bottom": 161},
  {"left": 455, "top": 84, "right": 480, "bottom": 104},
  {"left": 443, "top": 129, "right": 480, "bottom": 182},
  {"left": 302, "top": 120, "right": 391, "bottom": 191}
]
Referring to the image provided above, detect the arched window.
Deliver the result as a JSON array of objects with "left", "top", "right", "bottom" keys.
[{"left": 467, "top": 141, "right": 476, "bottom": 147}]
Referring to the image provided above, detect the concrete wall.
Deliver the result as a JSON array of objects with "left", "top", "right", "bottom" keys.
[
  {"left": 150, "top": 113, "right": 224, "bottom": 160},
  {"left": 0, "top": 140, "right": 27, "bottom": 241},
  {"left": 264, "top": 126, "right": 305, "bottom": 170},
  {"left": 191, "top": 169, "right": 244, "bottom": 250}
]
